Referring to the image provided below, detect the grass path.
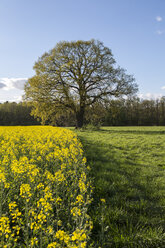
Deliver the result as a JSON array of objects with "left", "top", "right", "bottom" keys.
[{"left": 75, "top": 127, "right": 165, "bottom": 247}]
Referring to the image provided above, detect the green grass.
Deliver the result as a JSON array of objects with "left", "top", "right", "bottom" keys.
[{"left": 74, "top": 127, "right": 165, "bottom": 247}]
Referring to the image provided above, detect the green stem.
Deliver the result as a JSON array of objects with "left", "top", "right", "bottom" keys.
[
  {"left": 40, "top": 229, "right": 42, "bottom": 248},
  {"left": 25, "top": 200, "right": 29, "bottom": 247},
  {"left": 101, "top": 204, "right": 105, "bottom": 246},
  {"left": 0, "top": 181, "right": 3, "bottom": 217}
]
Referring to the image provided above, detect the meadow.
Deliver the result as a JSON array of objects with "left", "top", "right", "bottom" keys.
[{"left": 75, "top": 126, "right": 165, "bottom": 247}]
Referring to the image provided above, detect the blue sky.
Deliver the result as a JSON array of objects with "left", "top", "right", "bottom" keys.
[{"left": 0, "top": 0, "right": 165, "bottom": 102}]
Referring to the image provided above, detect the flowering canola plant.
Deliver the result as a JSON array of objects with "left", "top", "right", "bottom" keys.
[{"left": 0, "top": 126, "right": 92, "bottom": 247}]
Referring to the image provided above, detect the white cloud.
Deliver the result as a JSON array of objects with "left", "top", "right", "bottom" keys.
[
  {"left": 0, "top": 82, "right": 6, "bottom": 88},
  {"left": 161, "top": 86, "right": 165, "bottom": 90},
  {"left": 156, "top": 16, "right": 163, "bottom": 22},
  {"left": 0, "top": 99, "right": 7, "bottom": 103},
  {"left": 156, "top": 30, "right": 164, "bottom": 35},
  {"left": 0, "top": 78, "right": 28, "bottom": 91},
  {"left": 13, "top": 95, "right": 23, "bottom": 102},
  {"left": 138, "top": 93, "right": 163, "bottom": 100}
]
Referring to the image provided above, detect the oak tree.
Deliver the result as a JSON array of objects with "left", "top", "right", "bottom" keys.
[{"left": 25, "top": 40, "right": 138, "bottom": 127}]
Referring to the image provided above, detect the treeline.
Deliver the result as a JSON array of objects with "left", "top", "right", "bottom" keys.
[
  {"left": 1, "top": 97, "right": 165, "bottom": 126},
  {"left": 88, "top": 97, "right": 165, "bottom": 126},
  {"left": 56, "top": 96, "right": 165, "bottom": 127},
  {"left": 0, "top": 102, "right": 40, "bottom": 125}
]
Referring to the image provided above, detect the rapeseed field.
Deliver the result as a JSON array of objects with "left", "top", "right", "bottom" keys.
[{"left": 0, "top": 127, "right": 92, "bottom": 248}]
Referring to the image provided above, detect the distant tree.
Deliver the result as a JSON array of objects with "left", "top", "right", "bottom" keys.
[
  {"left": 0, "top": 102, "right": 40, "bottom": 126},
  {"left": 24, "top": 39, "right": 138, "bottom": 128},
  {"left": 159, "top": 97, "right": 165, "bottom": 125},
  {"left": 85, "top": 101, "right": 107, "bottom": 126}
]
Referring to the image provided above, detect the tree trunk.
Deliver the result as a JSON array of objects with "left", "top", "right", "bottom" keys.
[{"left": 76, "top": 107, "right": 85, "bottom": 128}]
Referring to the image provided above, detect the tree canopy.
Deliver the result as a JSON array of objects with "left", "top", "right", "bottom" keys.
[{"left": 25, "top": 39, "right": 138, "bottom": 127}]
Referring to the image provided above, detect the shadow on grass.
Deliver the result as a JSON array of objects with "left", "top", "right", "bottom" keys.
[
  {"left": 100, "top": 128, "right": 165, "bottom": 136},
  {"left": 77, "top": 130, "right": 165, "bottom": 248}
]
